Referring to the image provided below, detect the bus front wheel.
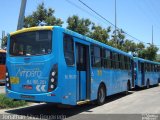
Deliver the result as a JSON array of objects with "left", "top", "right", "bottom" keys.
[
  {"left": 97, "top": 84, "right": 106, "bottom": 105},
  {"left": 146, "top": 80, "right": 150, "bottom": 89},
  {"left": 125, "top": 81, "right": 130, "bottom": 95}
]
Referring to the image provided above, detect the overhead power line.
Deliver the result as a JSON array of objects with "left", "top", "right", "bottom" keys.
[
  {"left": 65, "top": 0, "right": 112, "bottom": 27},
  {"left": 78, "top": 0, "right": 115, "bottom": 27},
  {"left": 78, "top": 0, "right": 160, "bottom": 47}
]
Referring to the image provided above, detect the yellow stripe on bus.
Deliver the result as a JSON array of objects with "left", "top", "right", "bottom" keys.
[
  {"left": 10, "top": 26, "right": 53, "bottom": 36},
  {"left": 77, "top": 99, "right": 90, "bottom": 105}
]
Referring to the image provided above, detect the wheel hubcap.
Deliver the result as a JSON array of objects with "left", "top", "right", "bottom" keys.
[{"left": 99, "top": 88, "right": 105, "bottom": 103}]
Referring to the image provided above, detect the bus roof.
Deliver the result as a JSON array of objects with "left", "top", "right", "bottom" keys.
[
  {"left": 134, "top": 57, "right": 160, "bottom": 65},
  {"left": 10, "top": 26, "right": 53, "bottom": 36},
  {"left": 10, "top": 26, "right": 132, "bottom": 57},
  {"left": 0, "top": 49, "right": 6, "bottom": 53},
  {"left": 59, "top": 26, "right": 132, "bottom": 57}
]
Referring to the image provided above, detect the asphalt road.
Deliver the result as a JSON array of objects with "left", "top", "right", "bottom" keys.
[{"left": 0, "top": 85, "right": 160, "bottom": 120}]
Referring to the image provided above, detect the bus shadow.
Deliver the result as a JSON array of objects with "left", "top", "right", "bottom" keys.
[
  {"left": 5, "top": 92, "right": 133, "bottom": 119},
  {"left": 134, "top": 84, "right": 159, "bottom": 92}
]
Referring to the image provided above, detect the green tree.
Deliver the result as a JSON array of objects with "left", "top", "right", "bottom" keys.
[
  {"left": 89, "top": 25, "right": 111, "bottom": 44},
  {"left": 112, "top": 29, "right": 125, "bottom": 45},
  {"left": 156, "top": 54, "right": 160, "bottom": 62},
  {"left": 108, "top": 29, "right": 126, "bottom": 50},
  {"left": 1, "top": 36, "right": 7, "bottom": 48},
  {"left": 67, "top": 15, "right": 92, "bottom": 35},
  {"left": 136, "top": 42, "right": 145, "bottom": 50},
  {"left": 24, "top": 3, "right": 63, "bottom": 27},
  {"left": 137, "top": 44, "right": 158, "bottom": 61},
  {"left": 122, "top": 39, "right": 136, "bottom": 52},
  {"left": 107, "top": 39, "right": 117, "bottom": 48}
]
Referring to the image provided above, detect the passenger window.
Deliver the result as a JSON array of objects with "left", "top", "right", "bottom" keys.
[
  {"left": 104, "top": 49, "right": 110, "bottom": 59},
  {"left": 63, "top": 34, "right": 74, "bottom": 66},
  {"left": 138, "top": 61, "right": 141, "bottom": 71},
  {"left": 103, "top": 49, "right": 111, "bottom": 69},
  {"left": 91, "top": 45, "right": 102, "bottom": 68},
  {"left": 121, "top": 55, "right": 125, "bottom": 69}
]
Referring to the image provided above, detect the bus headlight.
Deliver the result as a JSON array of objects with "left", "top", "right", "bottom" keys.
[{"left": 48, "top": 64, "right": 58, "bottom": 92}]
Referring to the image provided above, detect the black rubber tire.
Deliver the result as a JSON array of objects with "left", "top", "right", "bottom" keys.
[
  {"left": 125, "top": 82, "right": 130, "bottom": 95},
  {"left": 97, "top": 84, "right": 106, "bottom": 105},
  {"left": 146, "top": 80, "right": 150, "bottom": 89}
]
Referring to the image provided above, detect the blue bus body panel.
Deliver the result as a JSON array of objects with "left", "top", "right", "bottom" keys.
[
  {"left": 90, "top": 68, "right": 131, "bottom": 100},
  {"left": 6, "top": 27, "right": 68, "bottom": 104},
  {"left": 134, "top": 57, "right": 160, "bottom": 87},
  {"left": 6, "top": 26, "right": 138, "bottom": 105}
]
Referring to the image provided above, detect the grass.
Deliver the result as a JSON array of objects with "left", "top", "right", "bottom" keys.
[{"left": 0, "top": 94, "right": 28, "bottom": 109}]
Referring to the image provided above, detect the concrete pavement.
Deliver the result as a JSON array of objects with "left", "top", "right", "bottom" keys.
[
  {"left": 0, "top": 86, "right": 5, "bottom": 94},
  {"left": 0, "top": 85, "right": 160, "bottom": 120}
]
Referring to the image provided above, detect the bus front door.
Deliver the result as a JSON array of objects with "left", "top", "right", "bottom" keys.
[{"left": 76, "top": 43, "right": 90, "bottom": 101}]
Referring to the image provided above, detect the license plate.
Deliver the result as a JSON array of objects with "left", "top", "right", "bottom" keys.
[
  {"left": 23, "top": 85, "right": 33, "bottom": 90},
  {"left": 10, "top": 77, "right": 19, "bottom": 84},
  {"left": 21, "top": 95, "right": 35, "bottom": 99}
]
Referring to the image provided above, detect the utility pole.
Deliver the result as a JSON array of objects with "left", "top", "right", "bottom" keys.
[
  {"left": 115, "top": 0, "right": 117, "bottom": 44},
  {"left": 152, "top": 25, "right": 153, "bottom": 45},
  {"left": 17, "top": 0, "right": 27, "bottom": 30}
]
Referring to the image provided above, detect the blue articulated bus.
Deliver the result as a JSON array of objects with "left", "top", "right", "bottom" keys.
[
  {"left": 6, "top": 26, "right": 133, "bottom": 105},
  {"left": 133, "top": 57, "right": 160, "bottom": 88}
]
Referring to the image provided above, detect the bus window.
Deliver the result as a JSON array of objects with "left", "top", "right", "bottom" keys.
[
  {"left": 138, "top": 61, "right": 141, "bottom": 71},
  {"left": 103, "top": 49, "right": 111, "bottom": 68},
  {"left": 63, "top": 34, "right": 74, "bottom": 66},
  {"left": 115, "top": 53, "right": 119, "bottom": 69},
  {"left": 148, "top": 64, "right": 151, "bottom": 72},
  {"left": 118, "top": 54, "right": 121, "bottom": 69},
  {"left": 151, "top": 64, "right": 153, "bottom": 72},
  {"left": 91, "top": 45, "right": 102, "bottom": 68},
  {"left": 10, "top": 30, "right": 52, "bottom": 56},
  {"left": 145, "top": 63, "right": 147, "bottom": 72},
  {"left": 154, "top": 65, "right": 156, "bottom": 72},
  {"left": 121, "top": 55, "right": 125, "bottom": 70},
  {"left": 124, "top": 56, "right": 129, "bottom": 70},
  {"left": 111, "top": 52, "right": 117, "bottom": 69}
]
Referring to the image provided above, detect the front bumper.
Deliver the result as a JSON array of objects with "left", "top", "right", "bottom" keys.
[{"left": 6, "top": 89, "right": 61, "bottom": 103}]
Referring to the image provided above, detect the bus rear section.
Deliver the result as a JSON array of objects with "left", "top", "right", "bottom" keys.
[
  {"left": 134, "top": 57, "right": 159, "bottom": 88},
  {"left": 0, "top": 50, "right": 6, "bottom": 84},
  {"left": 6, "top": 26, "right": 64, "bottom": 104}
]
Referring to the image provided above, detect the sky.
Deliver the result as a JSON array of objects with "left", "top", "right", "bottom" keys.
[{"left": 0, "top": 0, "right": 160, "bottom": 51}]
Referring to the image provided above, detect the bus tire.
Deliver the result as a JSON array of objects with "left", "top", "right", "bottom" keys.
[
  {"left": 156, "top": 79, "right": 159, "bottom": 86},
  {"left": 97, "top": 84, "right": 106, "bottom": 105},
  {"left": 125, "top": 81, "right": 130, "bottom": 95},
  {"left": 146, "top": 80, "right": 150, "bottom": 89}
]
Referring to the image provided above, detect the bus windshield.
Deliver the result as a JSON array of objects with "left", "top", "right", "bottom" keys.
[{"left": 10, "top": 30, "right": 52, "bottom": 56}]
